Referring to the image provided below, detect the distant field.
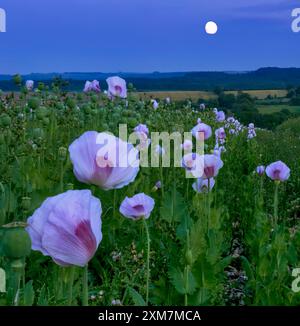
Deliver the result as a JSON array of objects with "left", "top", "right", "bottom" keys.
[
  {"left": 136, "top": 91, "right": 215, "bottom": 101},
  {"left": 137, "top": 89, "right": 287, "bottom": 101},
  {"left": 258, "top": 104, "right": 300, "bottom": 115}
]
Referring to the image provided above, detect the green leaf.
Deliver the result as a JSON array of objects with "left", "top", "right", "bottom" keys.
[
  {"left": 37, "top": 285, "right": 48, "bottom": 306},
  {"left": 190, "top": 219, "right": 206, "bottom": 263},
  {"left": 169, "top": 267, "right": 197, "bottom": 295},
  {"left": 23, "top": 280, "right": 35, "bottom": 306},
  {"left": 128, "top": 287, "right": 146, "bottom": 306},
  {"left": 160, "top": 189, "right": 188, "bottom": 224}
]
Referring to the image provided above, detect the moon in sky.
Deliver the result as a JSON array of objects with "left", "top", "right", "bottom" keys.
[{"left": 205, "top": 21, "right": 218, "bottom": 35}]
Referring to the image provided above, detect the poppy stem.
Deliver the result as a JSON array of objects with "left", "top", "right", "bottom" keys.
[
  {"left": 82, "top": 264, "right": 89, "bottom": 306},
  {"left": 143, "top": 218, "right": 150, "bottom": 305},
  {"left": 207, "top": 178, "right": 211, "bottom": 234},
  {"left": 60, "top": 160, "right": 64, "bottom": 192},
  {"left": 67, "top": 266, "right": 75, "bottom": 306},
  {"left": 273, "top": 182, "right": 279, "bottom": 227}
]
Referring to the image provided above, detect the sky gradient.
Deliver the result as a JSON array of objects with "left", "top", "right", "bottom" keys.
[{"left": 0, "top": 0, "right": 300, "bottom": 74}]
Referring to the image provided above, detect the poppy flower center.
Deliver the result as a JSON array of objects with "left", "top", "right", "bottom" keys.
[
  {"left": 75, "top": 220, "right": 97, "bottom": 255},
  {"left": 204, "top": 166, "right": 215, "bottom": 178},
  {"left": 133, "top": 204, "right": 145, "bottom": 214},
  {"left": 114, "top": 85, "right": 122, "bottom": 95},
  {"left": 96, "top": 154, "right": 114, "bottom": 168},
  {"left": 273, "top": 169, "right": 281, "bottom": 180}
]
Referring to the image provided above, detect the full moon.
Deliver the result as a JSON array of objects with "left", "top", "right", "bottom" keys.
[{"left": 205, "top": 21, "right": 218, "bottom": 35}]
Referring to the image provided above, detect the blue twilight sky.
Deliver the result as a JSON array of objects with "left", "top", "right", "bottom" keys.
[{"left": 0, "top": 0, "right": 300, "bottom": 74}]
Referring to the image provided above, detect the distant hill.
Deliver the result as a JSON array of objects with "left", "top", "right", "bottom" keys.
[{"left": 1, "top": 68, "right": 300, "bottom": 91}]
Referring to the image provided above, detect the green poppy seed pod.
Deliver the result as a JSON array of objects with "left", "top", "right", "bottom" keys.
[
  {"left": 0, "top": 113, "right": 12, "bottom": 127},
  {"left": 42, "top": 117, "right": 50, "bottom": 126},
  {"left": 1, "top": 223, "right": 31, "bottom": 259},
  {"left": 91, "top": 95, "right": 98, "bottom": 103},
  {"left": 38, "top": 82, "right": 45, "bottom": 91},
  {"left": 58, "top": 147, "right": 67, "bottom": 161},
  {"left": 13, "top": 74, "right": 22, "bottom": 86},
  {"left": 66, "top": 98, "right": 76, "bottom": 110},
  {"left": 128, "top": 83, "right": 134, "bottom": 91},
  {"left": 28, "top": 98, "right": 40, "bottom": 110},
  {"left": 21, "top": 197, "right": 31, "bottom": 212},
  {"left": 32, "top": 128, "right": 45, "bottom": 140},
  {"left": 185, "top": 250, "right": 193, "bottom": 266}
]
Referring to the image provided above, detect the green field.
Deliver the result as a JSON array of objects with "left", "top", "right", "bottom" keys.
[{"left": 258, "top": 104, "right": 300, "bottom": 115}]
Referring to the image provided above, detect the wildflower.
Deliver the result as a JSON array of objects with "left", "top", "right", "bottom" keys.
[
  {"left": 193, "top": 154, "right": 224, "bottom": 179},
  {"left": 119, "top": 193, "right": 155, "bottom": 220},
  {"left": 151, "top": 99, "right": 159, "bottom": 110},
  {"left": 191, "top": 122, "right": 212, "bottom": 140},
  {"left": 181, "top": 139, "right": 193, "bottom": 151},
  {"left": 26, "top": 190, "right": 102, "bottom": 267},
  {"left": 25, "top": 80, "right": 34, "bottom": 91},
  {"left": 266, "top": 161, "right": 290, "bottom": 182},
  {"left": 215, "top": 110, "right": 226, "bottom": 122},
  {"left": 69, "top": 131, "right": 139, "bottom": 190},
  {"left": 256, "top": 165, "right": 265, "bottom": 176},
  {"left": 215, "top": 127, "right": 226, "bottom": 140},
  {"left": 106, "top": 76, "right": 127, "bottom": 98}
]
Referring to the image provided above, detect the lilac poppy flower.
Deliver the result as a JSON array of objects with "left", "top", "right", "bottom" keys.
[
  {"left": 215, "top": 127, "right": 226, "bottom": 140},
  {"left": 229, "top": 129, "right": 236, "bottom": 135},
  {"left": 192, "top": 177, "right": 215, "bottom": 193},
  {"left": 134, "top": 124, "right": 149, "bottom": 136},
  {"left": 165, "top": 97, "right": 171, "bottom": 104},
  {"left": 155, "top": 181, "right": 162, "bottom": 189},
  {"left": 69, "top": 131, "right": 140, "bottom": 190},
  {"left": 192, "top": 154, "right": 224, "bottom": 179},
  {"left": 119, "top": 193, "right": 155, "bottom": 220},
  {"left": 256, "top": 165, "right": 265, "bottom": 176},
  {"left": 26, "top": 190, "right": 102, "bottom": 267},
  {"left": 91, "top": 80, "right": 101, "bottom": 92},
  {"left": 199, "top": 103, "right": 206, "bottom": 110},
  {"left": 106, "top": 76, "right": 127, "bottom": 98},
  {"left": 191, "top": 123, "right": 212, "bottom": 140},
  {"left": 215, "top": 110, "right": 226, "bottom": 122},
  {"left": 197, "top": 118, "right": 202, "bottom": 124},
  {"left": 151, "top": 99, "right": 159, "bottom": 110},
  {"left": 26, "top": 80, "right": 34, "bottom": 91},
  {"left": 181, "top": 139, "right": 193, "bottom": 151},
  {"left": 182, "top": 153, "right": 202, "bottom": 173},
  {"left": 266, "top": 161, "right": 290, "bottom": 182},
  {"left": 84, "top": 80, "right": 100, "bottom": 93},
  {"left": 136, "top": 131, "right": 151, "bottom": 150}
]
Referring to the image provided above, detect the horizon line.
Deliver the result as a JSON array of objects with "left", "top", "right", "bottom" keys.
[{"left": 1, "top": 66, "right": 300, "bottom": 76}]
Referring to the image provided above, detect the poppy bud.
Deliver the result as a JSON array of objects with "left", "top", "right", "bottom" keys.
[
  {"left": 21, "top": 197, "right": 31, "bottom": 212},
  {"left": 28, "top": 97, "right": 40, "bottom": 110},
  {"left": 1, "top": 223, "right": 31, "bottom": 259},
  {"left": 58, "top": 147, "right": 67, "bottom": 161},
  {"left": 185, "top": 250, "right": 193, "bottom": 266},
  {"left": 0, "top": 113, "right": 11, "bottom": 127},
  {"left": 43, "top": 117, "right": 50, "bottom": 126},
  {"left": 13, "top": 74, "right": 22, "bottom": 86},
  {"left": 32, "top": 128, "right": 45, "bottom": 141}
]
